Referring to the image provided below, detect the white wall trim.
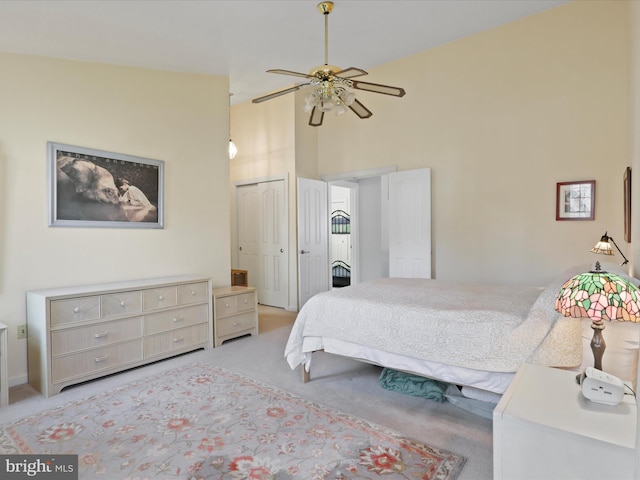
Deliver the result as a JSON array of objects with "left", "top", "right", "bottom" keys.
[{"left": 320, "top": 166, "right": 397, "bottom": 182}]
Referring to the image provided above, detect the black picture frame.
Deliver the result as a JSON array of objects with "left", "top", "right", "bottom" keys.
[{"left": 48, "top": 142, "right": 164, "bottom": 228}]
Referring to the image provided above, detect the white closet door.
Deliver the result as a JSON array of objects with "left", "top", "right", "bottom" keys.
[
  {"left": 388, "top": 168, "right": 431, "bottom": 278},
  {"left": 258, "top": 180, "right": 287, "bottom": 308},
  {"left": 237, "top": 184, "right": 260, "bottom": 285},
  {"left": 236, "top": 180, "right": 287, "bottom": 308}
]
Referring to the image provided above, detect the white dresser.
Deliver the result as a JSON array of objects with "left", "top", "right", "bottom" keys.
[
  {"left": 27, "top": 275, "right": 212, "bottom": 397},
  {"left": 212, "top": 286, "right": 258, "bottom": 347}
]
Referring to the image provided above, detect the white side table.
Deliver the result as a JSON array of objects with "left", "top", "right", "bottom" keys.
[
  {"left": 0, "top": 323, "right": 8, "bottom": 406},
  {"left": 212, "top": 286, "right": 258, "bottom": 347},
  {"left": 493, "top": 363, "right": 636, "bottom": 479}
]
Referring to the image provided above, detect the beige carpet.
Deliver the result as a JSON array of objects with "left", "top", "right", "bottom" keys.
[
  {"left": 2, "top": 362, "right": 466, "bottom": 478},
  {"left": 4, "top": 305, "right": 493, "bottom": 479}
]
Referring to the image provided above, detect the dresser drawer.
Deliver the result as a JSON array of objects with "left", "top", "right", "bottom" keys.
[
  {"left": 144, "top": 304, "right": 208, "bottom": 335},
  {"left": 51, "top": 317, "right": 143, "bottom": 356},
  {"left": 51, "top": 339, "right": 143, "bottom": 383},
  {"left": 143, "top": 286, "right": 178, "bottom": 311},
  {"left": 144, "top": 323, "right": 208, "bottom": 357},
  {"left": 177, "top": 282, "right": 208, "bottom": 305},
  {"left": 215, "top": 291, "right": 256, "bottom": 318},
  {"left": 50, "top": 296, "right": 100, "bottom": 327},
  {"left": 216, "top": 311, "right": 256, "bottom": 337},
  {"left": 101, "top": 291, "right": 142, "bottom": 318}
]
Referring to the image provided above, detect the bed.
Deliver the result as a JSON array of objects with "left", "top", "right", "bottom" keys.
[{"left": 285, "top": 267, "right": 598, "bottom": 396}]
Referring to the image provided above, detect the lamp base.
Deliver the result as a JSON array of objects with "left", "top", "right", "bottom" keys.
[{"left": 590, "top": 320, "right": 606, "bottom": 371}]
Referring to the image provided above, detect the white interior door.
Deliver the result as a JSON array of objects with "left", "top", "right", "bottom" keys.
[
  {"left": 388, "top": 168, "right": 432, "bottom": 278},
  {"left": 237, "top": 184, "right": 259, "bottom": 285},
  {"left": 297, "top": 177, "right": 329, "bottom": 308},
  {"left": 258, "top": 180, "right": 287, "bottom": 308},
  {"left": 235, "top": 179, "right": 288, "bottom": 308}
]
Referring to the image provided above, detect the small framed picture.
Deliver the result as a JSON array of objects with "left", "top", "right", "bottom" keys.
[
  {"left": 556, "top": 180, "right": 595, "bottom": 221},
  {"left": 48, "top": 142, "right": 164, "bottom": 228}
]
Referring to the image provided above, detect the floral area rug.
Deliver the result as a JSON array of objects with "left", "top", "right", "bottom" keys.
[{"left": 0, "top": 363, "right": 465, "bottom": 479}]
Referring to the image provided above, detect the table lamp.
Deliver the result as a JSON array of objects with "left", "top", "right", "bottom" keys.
[
  {"left": 590, "top": 231, "right": 629, "bottom": 266},
  {"left": 555, "top": 262, "right": 640, "bottom": 370}
]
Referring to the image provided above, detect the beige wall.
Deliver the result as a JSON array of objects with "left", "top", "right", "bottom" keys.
[
  {"left": 318, "top": 0, "right": 631, "bottom": 285},
  {"left": 232, "top": 0, "right": 632, "bottom": 292},
  {"left": 229, "top": 95, "right": 299, "bottom": 309},
  {"left": 0, "top": 53, "right": 230, "bottom": 384}
]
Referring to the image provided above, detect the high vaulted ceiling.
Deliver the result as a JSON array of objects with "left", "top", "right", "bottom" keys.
[{"left": 0, "top": 0, "right": 569, "bottom": 104}]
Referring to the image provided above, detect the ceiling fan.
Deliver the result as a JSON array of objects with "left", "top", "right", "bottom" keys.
[{"left": 251, "top": 1, "right": 406, "bottom": 127}]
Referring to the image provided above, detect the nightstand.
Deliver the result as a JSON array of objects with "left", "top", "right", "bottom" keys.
[
  {"left": 493, "top": 363, "right": 636, "bottom": 479},
  {"left": 212, "top": 286, "right": 258, "bottom": 347}
]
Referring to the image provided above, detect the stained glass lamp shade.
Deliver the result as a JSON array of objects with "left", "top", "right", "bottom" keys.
[{"left": 555, "top": 267, "right": 640, "bottom": 370}]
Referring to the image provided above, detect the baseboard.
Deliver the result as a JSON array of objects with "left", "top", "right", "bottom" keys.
[{"left": 9, "top": 374, "right": 28, "bottom": 388}]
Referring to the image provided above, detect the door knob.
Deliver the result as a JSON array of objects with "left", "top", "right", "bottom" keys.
[
  {"left": 300, "top": 250, "right": 309, "bottom": 254},
  {"left": 280, "top": 249, "right": 284, "bottom": 253}
]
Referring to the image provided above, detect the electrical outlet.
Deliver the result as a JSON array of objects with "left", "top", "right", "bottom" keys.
[{"left": 17, "top": 324, "right": 27, "bottom": 339}]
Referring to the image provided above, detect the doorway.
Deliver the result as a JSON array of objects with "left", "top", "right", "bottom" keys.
[
  {"left": 330, "top": 183, "right": 357, "bottom": 288},
  {"left": 297, "top": 167, "right": 431, "bottom": 307}
]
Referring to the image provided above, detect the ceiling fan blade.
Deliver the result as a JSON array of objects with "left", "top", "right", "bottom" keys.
[
  {"left": 309, "top": 106, "right": 325, "bottom": 127},
  {"left": 335, "top": 67, "right": 368, "bottom": 78},
  {"left": 351, "top": 80, "right": 406, "bottom": 97},
  {"left": 252, "top": 84, "right": 309, "bottom": 104},
  {"left": 267, "top": 69, "right": 315, "bottom": 79},
  {"left": 348, "top": 99, "right": 373, "bottom": 119}
]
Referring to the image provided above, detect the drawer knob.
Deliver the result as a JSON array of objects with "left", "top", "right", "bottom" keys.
[
  {"left": 94, "top": 331, "right": 109, "bottom": 338},
  {"left": 158, "top": 295, "right": 164, "bottom": 301},
  {"left": 172, "top": 317, "right": 184, "bottom": 323},
  {"left": 173, "top": 336, "right": 184, "bottom": 343},
  {"left": 225, "top": 303, "right": 230, "bottom": 308},
  {"left": 73, "top": 307, "right": 80, "bottom": 313},
  {"left": 233, "top": 322, "right": 240, "bottom": 327},
  {"left": 243, "top": 299, "right": 248, "bottom": 304},
  {"left": 191, "top": 290, "right": 196, "bottom": 296},
  {"left": 94, "top": 355, "right": 110, "bottom": 363},
  {"left": 120, "top": 301, "right": 126, "bottom": 307}
]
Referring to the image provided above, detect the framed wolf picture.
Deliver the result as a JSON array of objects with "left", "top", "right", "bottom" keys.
[{"left": 48, "top": 142, "right": 164, "bottom": 228}]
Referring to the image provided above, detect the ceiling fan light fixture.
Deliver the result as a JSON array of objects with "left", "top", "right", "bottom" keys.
[
  {"left": 228, "top": 139, "right": 238, "bottom": 160},
  {"left": 319, "top": 99, "right": 335, "bottom": 113},
  {"left": 338, "top": 89, "right": 356, "bottom": 106},
  {"left": 252, "top": 1, "right": 405, "bottom": 127},
  {"left": 335, "top": 104, "right": 347, "bottom": 116}
]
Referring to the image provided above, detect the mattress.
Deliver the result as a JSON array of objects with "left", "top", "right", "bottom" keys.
[{"left": 285, "top": 267, "right": 593, "bottom": 394}]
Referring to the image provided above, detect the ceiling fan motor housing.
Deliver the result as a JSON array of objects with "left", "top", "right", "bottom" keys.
[{"left": 318, "top": 2, "right": 334, "bottom": 14}]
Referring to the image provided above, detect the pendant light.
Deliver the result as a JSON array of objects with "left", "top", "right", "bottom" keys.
[{"left": 228, "top": 93, "right": 237, "bottom": 160}]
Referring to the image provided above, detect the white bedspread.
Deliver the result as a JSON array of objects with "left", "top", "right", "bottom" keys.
[{"left": 285, "top": 276, "right": 582, "bottom": 375}]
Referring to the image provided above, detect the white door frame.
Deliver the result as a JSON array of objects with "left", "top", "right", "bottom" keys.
[
  {"left": 321, "top": 166, "right": 397, "bottom": 287},
  {"left": 329, "top": 180, "right": 359, "bottom": 286}
]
